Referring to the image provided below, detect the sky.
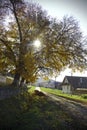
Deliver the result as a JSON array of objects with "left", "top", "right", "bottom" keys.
[{"left": 32, "top": 0, "right": 87, "bottom": 36}]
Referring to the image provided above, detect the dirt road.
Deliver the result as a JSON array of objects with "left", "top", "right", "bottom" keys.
[{"left": 47, "top": 93, "right": 87, "bottom": 127}]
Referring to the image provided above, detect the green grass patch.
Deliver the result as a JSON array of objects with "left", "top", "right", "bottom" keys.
[
  {"left": 27, "top": 86, "right": 35, "bottom": 93},
  {"left": 0, "top": 86, "right": 82, "bottom": 130},
  {"left": 41, "top": 87, "right": 87, "bottom": 104}
]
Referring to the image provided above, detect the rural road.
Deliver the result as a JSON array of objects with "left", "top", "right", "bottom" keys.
[
  {"left": 47, "top": 93, "right": 87, "bottom": 127},
  {"left": 35, "top": 87, "right": 87, "bottom": 127}
]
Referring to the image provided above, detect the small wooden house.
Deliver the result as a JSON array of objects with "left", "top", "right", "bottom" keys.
[{"left": 62, "top": 76, "right": 87, "bottom": 94}]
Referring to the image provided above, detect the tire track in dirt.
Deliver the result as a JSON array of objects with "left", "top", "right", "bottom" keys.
[{"left": 47, "top": 93, "right": 87, "bottom": 127}]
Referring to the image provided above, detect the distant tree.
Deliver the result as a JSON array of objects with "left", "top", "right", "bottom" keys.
[{"left": 0, "top": 0, "right": 86, "bottom": 87}]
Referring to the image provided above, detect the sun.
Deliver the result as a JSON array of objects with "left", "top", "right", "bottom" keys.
[{"left": 33, "top": 39, "right": 41, "bottom": 48}]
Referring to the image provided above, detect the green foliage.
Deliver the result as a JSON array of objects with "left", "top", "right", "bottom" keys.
[
  {"left": 0, "top": 89, "right": 76, "bottom": 130},
  {"left": 0, "top": 86, "right": 87, "bottom": 129},
  {"left": 28, "top": 86, "right": 36, "bottom": 93},
  {"left": 81, "top": 94, "right": 87, "bottom": 99}
]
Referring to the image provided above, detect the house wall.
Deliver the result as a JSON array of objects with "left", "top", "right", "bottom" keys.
[
  {"left": 62, "top": 85, "right": 71, "bottom": 94},
  {"left": 39, "top": 82, "right": 48, "bottom": 87},
  {"left": 47, "top": 82, "right": 55, "bottom": 88}
]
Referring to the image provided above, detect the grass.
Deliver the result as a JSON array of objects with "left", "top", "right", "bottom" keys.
[
  {"left": 41, "top": 87, "right": 87, "bottom": 104},
  {"left": 27, "top": 86, "right": 36, "bottom": 93},
  {"left": 0, "top": 86, "right": 85, "bottom": 130}
]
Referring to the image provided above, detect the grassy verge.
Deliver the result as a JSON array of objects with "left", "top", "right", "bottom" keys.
[
  {"left": 27, "top": 86, "right": 35, "bottom": 93},
  {"left": 41, "top": 87, "right": 87, "bottom": 104},
  {"left": 0, "top": 86, "right": 85, "bottom": 130}
]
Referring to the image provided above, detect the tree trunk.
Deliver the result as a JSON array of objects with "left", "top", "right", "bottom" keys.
[
  {"left": 12, "top": 73, "right": 20, "bottom": 87},
  {"left": 20, "top": 77, "right": 26, "bottom": 87},
  {"left": 55, "top": 76, "right": 57, "bottom": 88}
]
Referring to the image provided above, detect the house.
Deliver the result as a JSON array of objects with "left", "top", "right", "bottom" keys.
[
  {"left": 47, "top": 80, "right": 61, "bottom": 89},
  {"left": 55, "top": 81, "right": 62, "bottom": 89},
  {"left": 46, "top": 80, "right": 56, "bottom": 88},
  {"left": 62, "top": 76, "right": 87, "bottom": 94}
]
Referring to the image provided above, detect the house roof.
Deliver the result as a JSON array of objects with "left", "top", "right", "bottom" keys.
[{"left": 62, "top": 76, "right": 87, "bottom": 88}]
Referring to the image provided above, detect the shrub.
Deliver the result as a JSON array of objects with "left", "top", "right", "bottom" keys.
[{"left": 81, "top": 94, "right": 87, "bottom": 99}]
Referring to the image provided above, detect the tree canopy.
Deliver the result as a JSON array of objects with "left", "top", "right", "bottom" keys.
[{"left": 0, "top": 0, "right": 87, "bottom": 86}]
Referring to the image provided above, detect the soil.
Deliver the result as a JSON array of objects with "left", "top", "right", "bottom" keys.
[{"left": 47, "top": 93, "right": 87, "bottom": 129}]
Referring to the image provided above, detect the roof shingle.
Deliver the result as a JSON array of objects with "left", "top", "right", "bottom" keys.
[{"left": 63, "top": 76, "right": 87, "bottom": 88}]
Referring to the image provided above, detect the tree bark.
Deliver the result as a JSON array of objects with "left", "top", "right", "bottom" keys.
[
  {"left": 20, "top": 77, "right": 26, "bottom": 87},
  {"left": 12, "top": 73, "right": 20, "bottom": 87}
]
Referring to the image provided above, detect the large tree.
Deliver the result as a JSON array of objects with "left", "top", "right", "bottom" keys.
[{"left": 0, "top": 0, "right": 86, "bottom": 86}]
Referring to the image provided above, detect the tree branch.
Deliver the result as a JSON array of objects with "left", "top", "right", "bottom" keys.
[
  {"left": 0, "top": 38, "right": 16, "bottom": 64},
  {"left": 9, "top": 0, "right": 22, "bottom": 43}
]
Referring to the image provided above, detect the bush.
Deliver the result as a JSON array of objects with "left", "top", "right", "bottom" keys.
[{"left": 81, "top": 94, "right": 87, "bottom": 99}]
